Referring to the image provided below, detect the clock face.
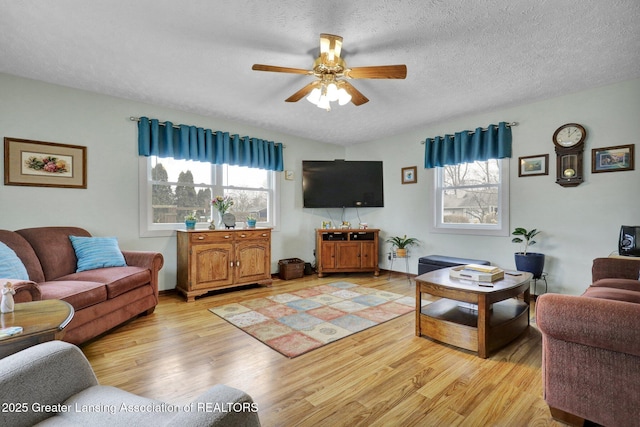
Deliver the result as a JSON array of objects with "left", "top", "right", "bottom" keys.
[{"left": 553, "top": 124, "right": 586, "bottom": 148}]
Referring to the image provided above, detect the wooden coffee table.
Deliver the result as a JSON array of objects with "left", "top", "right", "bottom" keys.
[
  {"left": 415, "top": 267, "right": 532, "bottom": 358},
  {"left": 0, "top": 300, "right": 74, "bottom": 358}
]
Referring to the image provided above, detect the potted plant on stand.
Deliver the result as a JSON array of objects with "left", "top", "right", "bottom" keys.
[
  {"left": 512, "top": 227, "right": 545, "bottom": 278},
  {"left": 386, "top": 235, "right": 420, "bottom": 258}
]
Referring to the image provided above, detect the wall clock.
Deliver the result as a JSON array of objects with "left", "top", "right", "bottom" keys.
[{"left": 553, "top": 123, "right": 586, "bottom": 187}]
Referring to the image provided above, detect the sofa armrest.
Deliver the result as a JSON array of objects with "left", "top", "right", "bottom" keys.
[
  {"left": 166, "top": 384, "right": 261, "bottom": 427},
  {"left": 122, "top": 251, "right": 164, "bottom": 297},
  {"left": 536, "top": 293, "right": 640, "bottom": 357},
  {"left": 0, "top": 279, "right": 41, "bottom": 303},
  {"left": 0, "top": 341, "right": 98, "bottom": 427},
  {"left": 592, "top": 257, "right": 640, "bottom": 282}
]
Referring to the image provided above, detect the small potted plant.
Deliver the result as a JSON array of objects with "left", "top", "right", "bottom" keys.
[
  {"left": 512, "top": 227, "right": 545, "bottom": 278},
  {"left": 184, "top": 212, "right": 197, "bottom": 230},
  {"left": 386, "top": 235, "right": 420, "bottom": 258},
  {"left": 246, "top": 214, "right": 257, "bottom": 228}
]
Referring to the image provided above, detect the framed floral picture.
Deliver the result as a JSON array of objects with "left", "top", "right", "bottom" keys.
[
  {"left": 591, "top": 144, "right": 635, "bottom": 173},
  {"left": 4, "top": 137, "right": 87, "bottom": 188},
  {"left": 402, "top": 166, "right": 417, "bottom": 184},
  {"left": 518, "top": 154, "right": 549, "bottom": 177}
]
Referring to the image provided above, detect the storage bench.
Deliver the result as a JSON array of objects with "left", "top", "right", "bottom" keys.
[{"left": 418, "top": 255, "right": 490, "bottom": 275}]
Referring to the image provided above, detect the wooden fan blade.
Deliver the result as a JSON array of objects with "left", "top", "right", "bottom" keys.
[
  {"left": 252, "top": 64, "right": 312, "bottom": 75},
  {"left": 344, "top": 65, "right": 407, "bottom": 79},
  {"left": 285, "top": 81, "right": 321, "bottom": 103},
  {"left": 341, "top": 81, "right": 369, "bottom": 106}
]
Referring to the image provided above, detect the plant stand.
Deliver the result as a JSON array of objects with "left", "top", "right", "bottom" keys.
[
  {"left": 530, "top": 272, "right": 548, "bottom": 300},
  {"left": 388, "top": 250, "right": 411, "bottom": 281}
]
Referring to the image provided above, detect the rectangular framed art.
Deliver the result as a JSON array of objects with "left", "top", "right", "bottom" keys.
[
  {"left": 591, "top": 144, "right": 635, "bottom": 173},
  {"left": 518, "top": 154, "right": 549, "bottom": 177},
  {"left": 4, "top": 137, "right": 87, "bottom": 188},
  {"left": 401, "top": 166, "right": 417, "bottom": 184}
]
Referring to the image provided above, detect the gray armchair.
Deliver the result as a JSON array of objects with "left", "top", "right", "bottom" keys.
[{"left": 0, "top": 341, "right": 261, "bottom": 427}]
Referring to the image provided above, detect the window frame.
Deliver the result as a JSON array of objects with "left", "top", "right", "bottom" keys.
[
  {"left": 430, "top": 159, "right": 510, "bottom": 236},
  {"left": 138, "top": 157, "right": 279, "bottom": 237}
]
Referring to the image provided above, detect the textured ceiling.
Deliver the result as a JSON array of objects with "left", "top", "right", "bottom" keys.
[{"left": 1, "top": 0, "right": 639, "bottom": 145}]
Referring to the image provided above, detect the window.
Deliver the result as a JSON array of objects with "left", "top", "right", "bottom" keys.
[
  {"left": 139, "top": 156, "right": 278, "bottom": 236},
  {"left": 432, "top": 159, "right": 509, "bottom": 236}
]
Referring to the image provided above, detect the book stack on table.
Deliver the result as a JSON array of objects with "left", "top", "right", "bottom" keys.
[{"left": 449, "top": 264, "right": 505, "bottom": 282}]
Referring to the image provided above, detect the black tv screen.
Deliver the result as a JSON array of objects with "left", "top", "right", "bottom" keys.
[{"left": 302, "top": 160, "right": 384, "bottom": 208}]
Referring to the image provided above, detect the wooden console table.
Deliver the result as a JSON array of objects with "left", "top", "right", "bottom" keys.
[
  {"left": 0, "top": 300, "right": 74, "bottom": 359},
  {"left": 176, "top": 228, "right": 272, "bottom": 301},
  {"left": 415, "top": 267, "right": 532, "bottom": 358},
  {"left": 315, "top": 229, "right": 380, "bottom": 277}
]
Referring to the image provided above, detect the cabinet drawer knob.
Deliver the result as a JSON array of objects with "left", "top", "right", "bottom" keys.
[
  {"left": 197, "top": 236, "right": 205, "bottom": 240},
  {"left": 261, "top": 233, "right": 267, "bottom": 237},
  {"left": 240, "top": 234, "right": 247, "bottom": 238},
  {"left": 224, "top": 235, "right": 231, "bottom": 239}
]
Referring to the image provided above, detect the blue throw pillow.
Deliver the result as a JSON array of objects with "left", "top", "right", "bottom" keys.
[
  {"left": 0, "top": 242, "right": 30, "bottom": 280},
  {"left": 69, "top": 236, "right": 127, "bottom": 272}
]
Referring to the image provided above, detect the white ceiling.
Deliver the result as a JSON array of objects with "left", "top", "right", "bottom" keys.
[{"left": 1, "top": 0, "right": 639, "bottom": 146}]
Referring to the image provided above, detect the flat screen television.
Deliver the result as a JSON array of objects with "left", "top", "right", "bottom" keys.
[{"left": 302, "top": 160, "right": 384, "bottom": 208}]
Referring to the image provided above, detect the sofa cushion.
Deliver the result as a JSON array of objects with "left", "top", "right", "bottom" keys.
[
  {"left": 16, "top": 227, "right": 91, "bottom": 281},
  {"left": 582, "top": 286, "right": 640, "bottom": 304},
  {"left": 69, "top": 236, "right": 127, "bottom": 272},
  {"left": 57, "top": 266, "right": 151, "bottom": 299},
  {"left": 0, "top": 242, "right": 29, "bottom": 280},
  {"left": 0, "top": 230, "right": 46, "bottom": 282},
  {"left": 591, "top": 278, "right": 640, "bottom": 292},
  {"left": 38, "top": 281, "right": 107, "bottom": 310}
]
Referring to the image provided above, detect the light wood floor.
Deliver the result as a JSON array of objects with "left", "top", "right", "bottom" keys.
[{"left": 81, "top": 272, "right": 562, "bottom": 427}]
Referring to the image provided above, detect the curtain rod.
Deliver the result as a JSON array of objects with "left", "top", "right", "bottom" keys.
[
  {"left": 129, "top": 116, "right": 286, "bottom": 147},
  {"left": 420, "top": 122, "right": 518, "bottom": 144}
]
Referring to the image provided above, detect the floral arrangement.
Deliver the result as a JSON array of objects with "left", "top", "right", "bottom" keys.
[
  {"left": 24, "top": 156, "right": 68, "bottom": 173},
  {"left": 212, "top": 195, "right": 234, "bottom": 214}
]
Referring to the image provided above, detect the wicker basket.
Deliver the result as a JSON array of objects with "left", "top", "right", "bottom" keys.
[{"left": 278, "top": 258, "right": 305, "bottom": 280}]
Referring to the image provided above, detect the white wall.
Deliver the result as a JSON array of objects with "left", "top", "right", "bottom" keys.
[
  {"left": 0, "top": 73, "right": 345, "bottom": 291},
  {"left": 347, "top": 78, "right": 640, "bottom": 294},
  {"left": 2, "top": 73, "right": 638, "bottom": 294}
]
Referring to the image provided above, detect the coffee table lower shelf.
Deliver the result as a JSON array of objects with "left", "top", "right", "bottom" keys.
[{"left": 418, "top": 298, "right": 529, "bottom": 356}]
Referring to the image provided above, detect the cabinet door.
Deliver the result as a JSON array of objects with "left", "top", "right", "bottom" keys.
[
  {"left": 191, "top": 243, "right": 234, "bottom": 289},
  {"left": 359, "top": 241, "right": 377, "bottom": 269},
  {"left": 320, "top": 241, "right": 336, "bottom": 269},
  {"left": 336, "top": 242, "right": 361, "bottom": 269},
  {"left": 236, "top": 240, "right": 270, "bottom": 284}
]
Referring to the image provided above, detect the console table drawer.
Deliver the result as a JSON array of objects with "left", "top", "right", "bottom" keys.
[
  {"left": 190, "top": 232, "right": 234, "bottom": 243},
  {"left": 236, "top": 230, "right": 270, "bottom": 240}
]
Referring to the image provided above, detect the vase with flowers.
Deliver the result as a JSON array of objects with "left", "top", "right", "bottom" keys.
[{"left": 212, "top": 195, "right": 234, "bottom": 228}]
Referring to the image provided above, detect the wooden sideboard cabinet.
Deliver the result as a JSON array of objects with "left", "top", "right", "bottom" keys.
[
  {"left": 177, "top": 228, "right": 272, "bottom": 301},
  {"left": 315, "top": 229, "right": 380, "bottom": 277}
]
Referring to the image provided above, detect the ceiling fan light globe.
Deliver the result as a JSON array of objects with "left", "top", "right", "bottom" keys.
[
  {"left": 317, "top": 95, "right": 330, "bottom": 110},
  {"left": 327, "top": 83, "right": 339, "bottom": 102},
  {"left": 307, "top": 88, "right": 321, "bottom": 105},
  {"left": 338, "top": 88, "right": 352, "bottom": 105}
]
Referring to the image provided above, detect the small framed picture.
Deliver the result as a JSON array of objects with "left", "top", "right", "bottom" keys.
[
  {"left": 518, "top": 154, "right": 549, "bottom": 177},
  {"left": 401, "top": 166, "right": 417, "bottom": 184},
  {"left": 591, "top": 144, "right": 635, "bottom": 173},
  {"left": 4, "top": 137, "right": 87, "bottom": 188}
]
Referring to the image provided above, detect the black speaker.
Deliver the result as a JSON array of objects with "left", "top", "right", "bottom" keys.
[{"left": 619, "top": 225, "right": 640, "bottom": 257}]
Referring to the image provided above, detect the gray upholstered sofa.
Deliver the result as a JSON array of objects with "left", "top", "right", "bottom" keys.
[{"left": 0, "top": 341, "right": 261, "bottom": 427}]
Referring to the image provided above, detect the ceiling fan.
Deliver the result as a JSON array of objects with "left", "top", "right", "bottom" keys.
[{"left": 252, "top": 33, "right": 407, "bottom": 110}]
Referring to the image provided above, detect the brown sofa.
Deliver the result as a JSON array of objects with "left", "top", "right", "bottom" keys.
[
  {"left": 536, "top": 257, "right": 640, "bottom": 427},
  {"left": 0, "top": 226, "right": 163, "bottom": 345}
]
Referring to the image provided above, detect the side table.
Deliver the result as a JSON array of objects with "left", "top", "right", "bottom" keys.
[{"left": 0, "top": 300, "right": 74, "bottom": 358}]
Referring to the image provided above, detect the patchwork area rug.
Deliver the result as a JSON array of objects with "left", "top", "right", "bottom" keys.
[{"left": 209, "top": 281, "right": 416, "bottom": 358}]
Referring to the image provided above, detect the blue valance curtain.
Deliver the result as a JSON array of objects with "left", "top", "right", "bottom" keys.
[
  {"left": 137, "top": 116, "right": 284, "bottom": 171},
  {"left": 423, "top": 122, "right": 512, "bottom": 168}
]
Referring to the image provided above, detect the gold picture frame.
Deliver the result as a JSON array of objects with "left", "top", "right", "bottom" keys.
[
  {"left": 402, "top": 166, "right": 417, "bottom": 184},
  {"left": 4, "top": 137, "right": 87, "bottom": 189}
]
